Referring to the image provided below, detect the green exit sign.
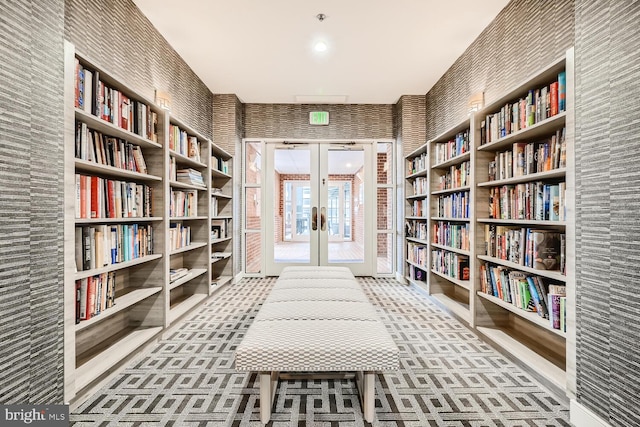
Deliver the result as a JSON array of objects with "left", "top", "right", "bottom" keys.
[{"left": 309, "top": 111, "right": 329, "bottom": 125}]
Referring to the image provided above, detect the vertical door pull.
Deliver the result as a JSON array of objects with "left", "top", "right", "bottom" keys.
[{"left": 312, "top": 207, "right": 318, "bottom": 231}]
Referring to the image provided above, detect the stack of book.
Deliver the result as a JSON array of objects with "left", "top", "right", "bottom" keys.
[
  {"left": 169, "top": 268, "right": 191, "bottom": 283},
  {"left": 176, "top": 168, "right": 205, "bottom": 187}
]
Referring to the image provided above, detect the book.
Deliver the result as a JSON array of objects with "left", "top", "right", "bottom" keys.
[
  {"left": 527, "top": 276, "right": 547, "bottom": 318},
  {"left": 75, "top": 281, "right": 81, "bottom": 324},
  {"left": 549, "top": 81, "right": 558, "bottom": 116},
  {"left": 531, "top": 230, "right": 562, "bottom": 271},
  {"left": 560, "top": 296, "right": 567, "bottom": 332},
  {"left": 549, "top": 184, "right": 560, "bottom": 221},
  {"left": 558, "top": 71, "right": 566, "bottom": 112}
]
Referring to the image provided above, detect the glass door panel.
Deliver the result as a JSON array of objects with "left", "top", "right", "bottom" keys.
[{"left": 265, "top": 142, "right": 373, "bottom": 276}]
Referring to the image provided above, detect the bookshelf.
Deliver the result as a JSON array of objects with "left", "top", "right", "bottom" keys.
[
  {"left": 63, "top": 42, "right": 236, "bottom": 402},
  {"left": 472, "top": 48, "right": 575, "bottom": 394},
  {"left": 404, "top": 145, "right": 429, "bottom": 289},
  {"left": 428, "top": 120, "right": 475, "bottom": 325},
  {"left": 402, "top": 47, "right": 574, "bottom": 396},
  {"left": 210, "top": 144, "right": 234, "bottom": 290},
  {"left": 64, "top": 42, "right": 166, "bottom": 401},
  {"left": 166, "top": 114, "right": 211, "bottom": 326},
  {"left": 404, "top": 120, "right": 475, "bottom": 325}
]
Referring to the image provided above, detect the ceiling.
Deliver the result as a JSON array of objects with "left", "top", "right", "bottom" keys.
[{"left": 133, "top": 0, "right": 510, "bottom": 104}]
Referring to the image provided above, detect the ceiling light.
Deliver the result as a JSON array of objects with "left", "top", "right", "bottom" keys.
[{"left": 314, "top": 41, "right": 328, "bottom": 52}]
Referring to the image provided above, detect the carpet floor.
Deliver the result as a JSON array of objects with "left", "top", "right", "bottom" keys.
[{"left": 71, "top": 277, "right": 571, "bottom": 426}]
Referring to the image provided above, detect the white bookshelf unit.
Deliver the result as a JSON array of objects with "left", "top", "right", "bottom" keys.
[
  {"left": 210, "top": 144, "right": 234, "bottom": 291},
  {"left": 472, "top": 48, "right": 575, "bottom": 394},
  {"left": 63, "top": 41, "right": 236, "bottom": 403},
  {"left": 165, "top": 115, "right": 211, "bottom": 326},
  {"left": 64, "top": 42, "right": 166, "bottom": 401},
  {"left": 403, "top": 48, "right": 575, "bottom": 396}
]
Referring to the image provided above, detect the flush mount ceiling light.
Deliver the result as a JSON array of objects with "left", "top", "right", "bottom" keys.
[{"left": 314, "top": 41, "right": 328, "bottom": 52}]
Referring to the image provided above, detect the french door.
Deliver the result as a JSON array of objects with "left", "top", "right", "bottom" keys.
[{"left": 264, "top": 141, "right": 375, "bottom": 276}]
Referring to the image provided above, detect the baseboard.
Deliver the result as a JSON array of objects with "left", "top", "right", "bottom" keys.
[
  {"left": 570, "top": 399, "right": 612, "bottom": 427},
  {"left": 395, "top": 271, "right": 406, "bottom": 283},
  {"left": 234, "top": 271, "right": 244, "bottom": 283}
]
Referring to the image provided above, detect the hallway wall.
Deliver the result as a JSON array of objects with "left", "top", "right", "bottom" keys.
[
  {"left": 0, "top": 0, "right": 66, "bottom": 404},
  {"left": 244, "top": 103, "right": 393, "bottom": 140}
]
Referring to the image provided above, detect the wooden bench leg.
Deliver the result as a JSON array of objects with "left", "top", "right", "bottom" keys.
[
  {"left": 356, "top": 371, "right": 375, "bottom": 422},
  {"left": 259, "top": 371, "right": 279, "bottom": 424}
]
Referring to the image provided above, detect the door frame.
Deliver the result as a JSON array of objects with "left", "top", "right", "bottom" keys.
[{"left": 263, "top": 139, "right": 376, "bottom": 276}]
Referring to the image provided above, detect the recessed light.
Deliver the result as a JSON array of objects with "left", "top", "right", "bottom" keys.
[{"left": 314, "top": 41, "right": 328, "bottom": 52}]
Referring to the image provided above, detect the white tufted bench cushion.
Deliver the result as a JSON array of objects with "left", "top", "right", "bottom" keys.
[{"left": 234, "top": 266, "right": 399, "bottom": 424}]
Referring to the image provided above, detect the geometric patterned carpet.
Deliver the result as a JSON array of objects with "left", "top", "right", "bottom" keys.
[{"left": 70, "top": 277, "right": 571, "bottom": 426}]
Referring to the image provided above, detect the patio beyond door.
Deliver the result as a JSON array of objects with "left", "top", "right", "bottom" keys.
[{"left": 265, "top": 142, "right": 374, "bottom": 276}]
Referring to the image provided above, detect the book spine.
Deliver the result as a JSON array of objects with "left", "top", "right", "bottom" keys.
[
  {"left": 549, "top": 294, "right": 562, "bottom": 329},
  {"left": 558, "top": 71, "right": 567, "bottom": 112}
]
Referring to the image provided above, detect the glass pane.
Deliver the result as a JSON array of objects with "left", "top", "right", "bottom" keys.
[
  {"left": 377, "top": 187, "right": 393, "bottom": 231},
  {"left": 327, "top": 149, "right": 364, "bottom": 263},
  {"left": 377, "top": 142, "right": 393, "bottom": 185},
  {"left": 377, "top": 232, "right": 393, "bottom": 274},
  {"left": 274, "top": 148, "right": 311, "bottom": 263},
  {"left": 245, "top": 232, "right": 261, "bottom": 274},
  {"left": 245, "top": 187, "right": 261, "bottom": 230},
  {"left": 343, "top": 182, "right": 351, "bottom": 238},
  {"left": 245, "top": 142, "right": 261, "bottom": 185}
]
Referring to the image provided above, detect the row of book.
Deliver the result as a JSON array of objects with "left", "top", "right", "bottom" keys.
[
  {"left": 170, "top": 190, "right": 198, "bottom": 217},
  {"left": 484, "top": 225, "right": 565, "bottom": 273},
  {"left": 412, "top": 177, "right": 428, "bottom": 196},
  {"left": 211, "top": 197, "right": 220, "bottom": 218},
  {"left": 169, "top": 125, "right": 202, "bottom": 162},
  {"left": 479, "top": 263, "right": 567, "bottom": 330},
  {"left": 436, "top": 160, "right": 471, "bottom": 191},
  {"left": 431, "top": 249, "right": 470, "bottom": 281},
  {"left": 212, "top": 219, "right": 229, "bottom": 239},
  {"left": 407, "top": 242, "right": 428, "bottom": 268},
  {"left": 74, "top": 59, "right": 158, "bottom": 141},
  {"left": 408, "top": 264, "right": 427, "bottom": 282},
  {"left": 488, "top": 181, "right": 566, "bottom": 221},
  {"left": 434, "top": 130, "right": 470, "bottom": 164},
  {"left": 432, "top": 221, "right": 470, "bottom": 251},
  {"left": 75, "top": 224, "right": 154, "bottom": 271},
  {"left": 169, "top": 223, "right": 191, "bottom": 251},
  {"left": 411, "top": 199, "right": 428, "bottom": 217},
  {"left": 75, "top": 272, "right": 116, "bottom": 323},
  {"left": 212, "top": 156, "right": 231, "bottom": 174},
  {"left": 75, "top": 174, "right": 153, "bottom": 219},
  {"left": 405, "top": 219, "right": 427, "bottom": 241},
  {"left": 407, "top": 152, "right": 428, "bottom": 175},
  {"left": 75, "top": 122, "right": 149, "bottom": 174},
  {"left": 487, "top": 128, "right": 566, "bottom": 181},
  {"left": 436, "top": 191, "right": 470, "bottom": 219},
  {"left": 480, "top": 71, "right": 566, "bottom": 145}
]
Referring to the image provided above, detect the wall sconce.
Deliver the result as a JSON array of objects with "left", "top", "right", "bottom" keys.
[
  {"left": 468, "top": 91, "right": 484, "bottom": 115},
  {"left": 155, "top": 89, "right": 172, "bottom": 110}
]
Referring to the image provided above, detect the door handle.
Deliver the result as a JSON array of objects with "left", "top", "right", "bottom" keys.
[
  {"left": 320, "top": 207, "right": 326, "bottom": 231},
  {"left": 312, "top": 207, "right": 318, "bottom": 231}
]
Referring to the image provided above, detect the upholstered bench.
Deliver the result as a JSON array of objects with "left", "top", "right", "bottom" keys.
[{"left": 235, "top": 266, "right": 399, "bottom": 424}]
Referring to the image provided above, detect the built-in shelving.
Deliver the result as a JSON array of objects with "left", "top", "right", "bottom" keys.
[
  {"left": 402, "top": 46, "right": 575, "bottom": 398},
  {"left": 64, "top": 41, "right": 236, "bottom": 403},
  {"left": 166, "top": 113, "right": 211, "bottom": 326},
  {"left": 472, "top": 48, "right": 574, "bottom": 395},
  {"left": 210, "top": 142, "right": 234, "bottom": 290},
  {"left": 64, "top": 42, "right": 167, "bottom": 403}
]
